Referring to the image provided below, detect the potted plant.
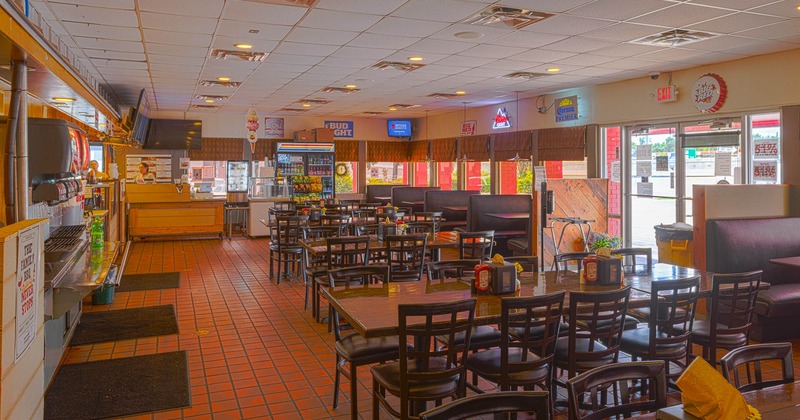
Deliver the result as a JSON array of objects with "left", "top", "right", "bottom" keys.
[{"left": 586, "top": 232, "right": 622, "bottom": 252}]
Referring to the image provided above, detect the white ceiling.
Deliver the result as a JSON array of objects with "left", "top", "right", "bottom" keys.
[{"left": 30, "top": 0, "right": 800, "bottom": 118}]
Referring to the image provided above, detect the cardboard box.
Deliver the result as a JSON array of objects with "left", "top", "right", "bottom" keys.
[
  {"left": 293, "top": 130, "right": 314, "bottom": 142},
  {"left": 490, "top": 262, "right": 517, "bottom": 294},
  {"left": 312, "top": 128, "right": 334, "bottom": 142}
]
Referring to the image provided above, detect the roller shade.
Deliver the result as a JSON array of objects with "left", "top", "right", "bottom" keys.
[
  {"left": 537, "top": 126, "right": 586, "bottom": 161},
  {"left": 367, "top": 140, "right": 409, "bottom": 162},
  {"left": 409, "top": 140, "right": 429, "bottom": 161},
  {"left": 335, "top": 140, "right": 359, "bottom": 161},
  {"left": 460, "top": 135, "right": 489, "bottom": 161},
  {"left": 681, "top": 131, "right": 741, "bottom": 148},
  {"left": 493, "top": 131, "right": 532, "bottom": 160},
  {"left": 188, "top": 138, "right": 244, "bottom": 161},
  {"left": 430, "top": 138, "right": 456, "bottom": 162}
]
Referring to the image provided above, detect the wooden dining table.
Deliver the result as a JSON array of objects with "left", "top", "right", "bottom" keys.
[{"left": 300, "top": 231, "right": 460, "bottom": 262}]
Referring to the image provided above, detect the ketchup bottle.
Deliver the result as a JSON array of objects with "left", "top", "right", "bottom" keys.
[
  {"left": 583, "top": 256, "right": 599, "bottom": 283},
  {"left": 474, "top": 263, "right": 491, "bottom": 293}
]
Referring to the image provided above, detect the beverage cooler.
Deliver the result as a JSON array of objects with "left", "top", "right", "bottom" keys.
[
  {"left": 275, "top": 142, "right": 335, "bottom": 203},
  {"left": 226, "top": 160, "right": 250, "bottom": 203}
]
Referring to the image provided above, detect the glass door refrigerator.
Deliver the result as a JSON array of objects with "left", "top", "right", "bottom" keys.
[
  {"left": 275, "top": 142, "right": 335, "bottom": 204},
  {"left": 226, "top": 160, "right": 250, "bottom": 204}
]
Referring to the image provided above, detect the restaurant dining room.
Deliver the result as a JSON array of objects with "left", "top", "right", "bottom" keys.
[{"left": 2, "top": 0, "right": 800, "bottom": 419}]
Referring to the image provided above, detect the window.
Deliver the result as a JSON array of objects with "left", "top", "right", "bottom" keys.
[
  {"left": 89, "top": 144, "right": 104, "bottom": 168},
  {"left": 465, "top": 161, "right": 490, "bottom": 193},
  {"left": 367, "top": 162, "right": 406, "bottom": 185},
  {"left": 749, "top": 112, "right": 781, "bottom": 184},
  {"left": 498, "top": 161, "right": 533, "bottom": 195},
  {"left": 437, "top": 162, "right": 457, "bottom": 190},
  {"left": 335, "top": 162, "right": 357, "bottom": 193},
  {"left": 412, "top": 162, "right": 429, "bottom": 187},
  {"left": 603, "top": 127, "right": 622, "bottom": 237},
  {"left": 188, "top": 160, "right": 227, "bottom": 195}
]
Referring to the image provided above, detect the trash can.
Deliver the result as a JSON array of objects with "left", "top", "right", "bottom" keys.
[
  {"left": 654, "top": 222, "right": 694, "bottom": 267},
  {"left": 91, "top": 285, "right": 115, "bottom": 305}
]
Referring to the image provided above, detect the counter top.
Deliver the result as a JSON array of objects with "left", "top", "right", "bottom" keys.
[
  {"left": 248, "top": 197, "right": 292, "bottom": 202},
  {"left": 49, "top": 241, "right": 121, "bottom": 319}
]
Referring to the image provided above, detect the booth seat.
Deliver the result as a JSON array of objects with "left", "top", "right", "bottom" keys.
[
  {"left": 390, "top": 186, "right": 441, "bottom": 214},
  {"left": 465, "top": 195, "right": 532, "bottom": 255},
  {"left": 424, "top": 190, "right": 480, "bottom": 231},
  {"left": 366, "top": 184, "right": 407, "bottom": 204},
  {"left": 706, "top": 217, "right": 800, "bottom": 341}
]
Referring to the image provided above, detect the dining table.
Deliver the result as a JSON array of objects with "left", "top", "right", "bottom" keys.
[
  {"left": 440, "top": 205, "right": 468, "bottom": 212},
  {"left": 769, "top": 255, "right": 800, "bottom": 268},
  {"left": 300, "top": 231, "right": 460, "bottom": 263}
]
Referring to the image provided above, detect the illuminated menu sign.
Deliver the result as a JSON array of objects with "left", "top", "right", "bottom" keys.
[{"left": 555, "top": 96, "right": 578, "bottom": 122}]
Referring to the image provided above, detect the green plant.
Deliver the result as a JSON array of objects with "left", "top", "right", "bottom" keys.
[{"left": 586, "top": 232, "right": 622, "bottom": 251}]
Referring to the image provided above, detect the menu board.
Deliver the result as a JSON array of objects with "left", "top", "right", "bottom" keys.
[{"left": 126, "top": 155, "right": 172, "bottom": 183}]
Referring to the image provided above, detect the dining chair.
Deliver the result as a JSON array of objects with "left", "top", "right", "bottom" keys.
[
  {"left": 301, "top": 226, "right": 342, "bottom": 312},
  {"left": 328, "top": 265, "right": 407, "bottom": 419},
  {"left": 273, "top": 201, "right": 297, "bottom": 211},
  {"left": 312, "top": 236, "right": 371, "bottom": 324},
  {"left": 465, "top": 291, "right": 566, "bottom": 415},
  {"left": 358, "top": 202, "right": 382, "bottom": 210},
  {"left": 351, "top": 208, "right": 377, "bottom": 226},
  {"left": 566, "top": 361, "right": 667, "bottom": 420},
  {"left": 553, "top": 286, "right": 632, "bottom": 400},
  {"left": 720, "top": 342, "right": 794, "bottom": 392},
  {"left": 268, "top": 215, "right": 308, "bottom": 284},
  {"left": 419, "top": 391, "right": 550, "bottom": 420},
  {"left": 385, "top": 234, "right": 428, "bottom": 282},
  {"left": 504, "top": 255, "right": 539, "bottom": 272},
  {"left": 405, "top": 221, "right": 435, "bottom": 235},
  {"left": 371, "top": 298, "right": 477, "bottom": 419},
  {"left": 676, "top": 270, "right": 762, "bottom": 368},
  {"left": 396, "top": 206, "right": 414, "bottom": 221},
  {"left": 612, "top": 247, "right": 653, "bottom": 273},
  {"left": 458, "top": 230, "right": 495, "bottom": 261},
  {"left": 321, "top": 213, "right": 351, "bottom": 235},
  {"left": 553, "top": 252, "right": 594, "bottom": 272},
  {"left": 620, "top": 276, "right": 699, "bottom": 384},
  {"left": 414, "top": 212, "right": 443, "bottom": 233}
]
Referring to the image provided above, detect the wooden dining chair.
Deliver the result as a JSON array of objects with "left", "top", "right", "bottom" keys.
[
  {"left": 721, "top": 342, "right": 794, "bottom": 392},
  {"left": 612, "top": 247, "right": 653, "bottom": 272},
  {"left": 419, "top": 391, "right": 550, "bottom": 420},
  {"left": 458, "top": 230, "right": 495, "bottom": 261},
  {"left": 385, "top": 234, "right": 428, "bottom": 282},
  {"left": 371, "top": 299, "right": 477, "bottom": 419},
  {"left": 566, "top": 361, "right": 667, "bottom": 420},
  {"left": 269, "top": 215, "right": 308, "bottom": 284},
  {"left": 328, "top": 265, "right": 407, "bottom": 419},
  {"left": 301, "top": 226, "right": 343, "bottom": 312},
  {"left": 312, "top": 236, "right": 371, "bottom": 324}
]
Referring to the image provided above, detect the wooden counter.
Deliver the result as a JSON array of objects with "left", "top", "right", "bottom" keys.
[{"left": 127, "top": 184, "right": 224, "bottom": 240}]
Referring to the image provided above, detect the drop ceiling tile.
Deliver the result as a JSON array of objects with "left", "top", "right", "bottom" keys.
[
  {"left": 62, "top": 22, "right": 141, "bottom": 41},
  {"left": 540, "top": 36, "right": 617, "bottom": 53},
  {"left": 73, "top": 36, "right": 144, "bottom": 52},
  {"left": 212, "top": 36, "right": 278, "bottom": 52},
  {"left": 145, "top": 29, "right": 212, "bottom": 47},
  {"left": 330, "top": 46, "right": 396, "bottom": 60},
  {"left": 223, "top": 1, "right": 307, "bottom": 24},
  {"left": 630, "top": 4, "right": 734, "bottom": 27},
  {"left": 686, "top": 35, "right": 765, "bottom": 52},
  {"left": 678, "top": 51, "right": 748, "bottom": 65},
  {"left": 591, "top": 43, "right": 665, "bottom": 57},
  {"left": 147, "top": 43, "right": 209, "bottom": 57},
  {"left": 405, "top": 38, "right": 475, "bottom": 54},
  {"left": 305, "top": 65, "right": 355, "bottom": 76},
  {"left": 148, "top": 54, "right": 205, "bottom": 66},
  {"left": 514, "top": 48, "right": 577, "bottom": 63},
  {"left": 736, "top": 20, "right": 800, "bottom": 40},
  {"left": 347, "top": 33, "right": 422, "bottom": 50},
  {"left": 94, "top": 67, "right": 149, "bottom": 76},
  {"left": 567, "top": 0, "right": 674, "bottom": 21},
  {"left": 524, "top": 15, "right": 614, "bottom": 36},
  {"left": 564, "top": 66, "right": 627, "bottom": 77},
  {"left": 258, "top": 62, "right": 314, "bottom": 73},
  {"left": 723, "top": 40, "right": 797, "bottom": 55},
  {"left": 216, "top": 20, "right": 292, "bottom": 41},
  {"left": 89, "top": 58, "right": 147, "bottom": 69},
  {"left": 300, "top": 9, "right": 382, "bottom": 31},
  {"left": 265, "top": 53, "right": 325, "bottom": 65},
  {"left": 317, "top": 56, "right": 377, "bottom": 68},
  {"left": 554, "top": 53, "right": 617, "bottom": 66},
  {"left": 499, "top": 0, "right": 597, "bottom": 13},
  {"left": 637, "top": 47, "right": 710, "bottom": 61},
  {"left": 689, "top": 0, "right": 783, "bottom": 11},
  {"left": 49, "top": 3, "right": 138, "bottom": 26},
  {"left": 47, "top": 0, "right": 134, "bottom": 9},
  {"left": 749, "top": 2, "right": 800, "bottom": 18},
  {"left": 412, "top": 64, "right": 472, "bottom": 75},
  {"left": 383, "top": 50, "right": 449, "bottom": 63},
  {"left": 581, "top": 22, "right": 671, "bottom": 42},
  {"left": 271, "top": 42, "right": 340, "bottom": 57},
  {"left": 150, "top": 63, "right": 204, "bottom": 73},
  {"left": 492, "top": 31, "right": 568, "bottom": 49},
  {"left": 315, "top": 0, "right": 405, "bottom": 15},
  {"left": 434, "top": 54, "right": 496, "bottom": 67},
  {"left": 598, "top": 58, "right": 661, "bottom": 70},
  {"left": 139, "top": 0, "right": 224, "bottom": 18},
  {"left": 367, "top": 17, "right": 450, "bottom": 37},
  {"left": 285, "top": 27, "right": 360, "bottom": 45},
  {"left": 140, "top": 12, "right": 217, "bottom": 34},
  {"left": 428, "top": 23, "right": 514, "bottom": 44},
  {"left": 482, "top": 59, "right": 545, "bottom": 70},
  {"left": 84, "top": 49, "right": 146, "bottom": 61}
]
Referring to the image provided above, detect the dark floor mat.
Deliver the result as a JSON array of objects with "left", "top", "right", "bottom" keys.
[
  {"left": 116, "top": 272, "right": 181, "bottom": 292},
  {"left": 70, "top": 305, "right": 178, "bottom": 346},
  {"left": 44, "top": 351, "right": 191, "bottom": 420}
]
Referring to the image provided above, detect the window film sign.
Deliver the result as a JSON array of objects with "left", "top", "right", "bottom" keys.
[
  {"left": 655, "top": 156, "right": 669, "bottom": 172},
  {"left": 324, "top": 120, "right": 354, "bottom": 138},
  {"left": 555, "top": 96, "right": 579, "bottom": 122},
  {"left": 692, "top": 73, "right": 727, "bottom": 114},
  {"left": 637, "top": 182, "right": 653, "bottom": 196},
  {"left": 715, "top": 153, "right": 732, "bottom": 176},
  {"left": 534, "top": 166, "right": 546, "bottom": 191},
  {"left": 16, "top": 226, "right": 39, "bottom": 362},
  {"left": 636, "top": 144, "right": 652, "bottom": 161},
  {"left": 263, "top": 117, "right": 285, "bottom": 139},
  {"left": 753, "top": 160, "right": 777, "bottom": 182},
  {"left": 754, "top": 138, "right": 779, "bottom": 158},
  {"left": 636, "top": 161, "right": 652, "bottom": 177},
  {"left": 461, "top": 120, "right": 477, "bottom": 136},
  {"left": 610, "top": 161, "right": 621, "bottom": 183},
  {"left": 492, "top": 108, "right": 511, "bottom": 129}
]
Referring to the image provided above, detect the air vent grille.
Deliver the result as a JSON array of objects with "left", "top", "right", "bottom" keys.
[
  {"left": 428, "top": 93, "right": 459, "bottom": 99},
  {"left": 210, "top": 49, "right": 269, "bottom": 62},
  {"left": 372, "top": 61, "right": 425, "bottom": 72},
  {"left": 321, "top": 86, "right": 360, "bottom": 94},
  {"left": 632, "top": 29, "right": 717, "bottom": 47},
  {"left": 463, "top": 6, "right": 552, "bottom": 29},
  {"left": 362, "top": 111, "right": 386, "bottom": 115},
  {"left": 280, "top": 108, "right": 309, "bottom": 112},
  {"left": 199, "top": 80, "right": 242, "bottom": 88},
  {"left": 191, "top": 105, "right": 219, "bottom": 109},
  {"left": 388, "top": 104, "right": 421, "bottom": 109},
  {"left": 504, "top": 71, "right": 551, "bottom": 80},
  {"left": 298, "top": 99, "right": 330, "bottom": 105},
  {"left": 194, "top": 94, "right": 229, "bottom": 100},
  {"left": 242, "top": 0, "right": 317, "bottom": 6}
]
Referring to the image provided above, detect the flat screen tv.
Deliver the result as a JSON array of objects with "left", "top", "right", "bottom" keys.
[
  {"left": 387, "top": 119, "right": 412, "bottom": 137},
  {"left": 130, "top": 89, "right": 151, "bottom": 143},
  {"left": 144, "top": 119, "right": 202, "bottom": 150}
]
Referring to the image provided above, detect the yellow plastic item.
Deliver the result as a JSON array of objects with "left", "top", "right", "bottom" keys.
[
  {"left": 676, "top": 357, "right": 758, "bottom": 420},
  {"left": 656, "top": 238, "right": 694, "bottom": 267},
  {"left": 491, "top": 254, "right": 505, "bottom": 265}
]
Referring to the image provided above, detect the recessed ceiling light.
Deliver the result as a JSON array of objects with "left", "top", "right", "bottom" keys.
[
  {"left": 388, "top": 107, "right": 397, "bottom": 111},
  {"left": 546, "top": 67, "right": 560, "bottom": 73},
  {"left": 204, "top": 99, "right": 215, "bottom": 103},
  {"left": 455, "top": 90, "right": 466, "bottom": 95},
  {"left": 302, "top": 103, "right": 311, "bottom": 107},
  {"left": 454, "top": 31, "right": 484, "bottom": 39},
  {"left": 217, "top": 76, "right": 231, "bottom": 81},
  {"left": 408, "top": 56, "right": 424, "bottom": 62},
  {"left": 52, "top": 97, "right": 75, "bottom": 102},
  {"left": 345, "top": 84, "right": 357, "bottom": 89},
  {"left": 234, "top": 43, "right": 253, "bottom": 49}
]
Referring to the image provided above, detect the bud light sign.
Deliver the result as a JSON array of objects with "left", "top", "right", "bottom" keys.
[
  {"left": 555, "top": 96, "right": 579, "bottom": 122},
  {"left": 324, "top": 120, "right": 354, "bottom": 138}
]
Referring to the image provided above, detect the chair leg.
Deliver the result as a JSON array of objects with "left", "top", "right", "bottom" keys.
[
  {"left": 372, "top": 377, "right": 380, "bottom": 420},
  {"left": 333, "top": 354, "right": 341, "bottom": 409},
  {"left": 349, "top": 361, "right": 358, "bottom": 419}
]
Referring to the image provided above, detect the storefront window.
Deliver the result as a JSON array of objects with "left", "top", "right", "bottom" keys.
[
  {"left": 749, "top": 112, "right": 781, "bottom": 184},
  {"left": 412, "top": 162, "right": 429, "bottom": 187},
  {"left": 335, "top": 162, "right": 357, "bottom": 193},
  {"left": 603, "top": 127, "right": 622, "bottom": 236},
  {"left": 498, "top": 161, "right": 533, "bottom": 195},
  {"left": 367, "top": 162, "right": 406, "bottom": 185},
  {"left": 89, "top": 144, "right": 104, "bottom": 168},
  {"left": 465, "top": 161, "right": 490, "bottom": 194},
  {"left": 437, "top": 162, "right": 457, "bottom": 190},
  {"left": 189, "top": 161, "right": 227, "bottom": 195}
]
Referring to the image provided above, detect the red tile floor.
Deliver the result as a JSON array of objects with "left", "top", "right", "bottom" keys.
[{"left": 63, "top": 237, "right": 800, "bottom": 419}]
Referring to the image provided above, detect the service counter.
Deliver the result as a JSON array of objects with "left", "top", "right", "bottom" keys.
[{"left": 126, "top": 184, "right": 224, "bottom": 240}]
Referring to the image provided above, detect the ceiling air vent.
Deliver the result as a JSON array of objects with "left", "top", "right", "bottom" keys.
[
  {"left": 362, "top": 111, "right": 386, "bottom": 115},
  {"left": 388, "top": 104, "right": 421, "bottom": 109},
  {"left": 194, "top": 94, "right": 229, "bottom": 101},
  {"left": 297, "top": 99, "right": 330, "bottom": 105},
  {"left": 632, "top": 29, "right": 717, "bottom": 47},
  {"left": 199, "top": 80, "right": 241, "bottom": 88},
  {"left": 504, "top": 71, "right": 551, "bottom": 80},
  {"left": 428, "top": 93, "right": 460, "bottom": 99},
  {"left": 462, "top": 6, "right": 552, "bottom": 29},
  {"left": 241, "top": 0, "right": 317, "bottom": 7},
  {"left": 321, "top": 86, "right": 360, "bottom": 94},
  {"left": 372, "top": 61, "right": 425, "bottom": 72},
  {"left": 191, "top": 105, "right": 219, "bottom": 109},
  {"left": 280, "top": 108, "right": 309, "bottom": 112},
  {"left": 210, "top": 49, "right": 269, "bottom": 62}
]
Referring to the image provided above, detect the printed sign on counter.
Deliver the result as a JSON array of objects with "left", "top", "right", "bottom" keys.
[
  {"left": 753, "top": 160, "right": 778, "bottom": 182},
  {"left": 636, "top": 161, "right": 652, "bottom": 177},
  {"left": 324, "top": 120, "right": 354, "bottom": 138},
  {"left": 714, "top": 153, "right": 732, "bottom": 176},
  {"left": 637, "top": 182, "right": 654, "bottom": 196},
  {"left": 754, "top": 138, "right": 779, "bottom": 158},
  {"left": 610, "top": 161, "right": 621, "bottom": 183},
  {"left": 16, "top": 226, "right": 39, "bottom": 362}
]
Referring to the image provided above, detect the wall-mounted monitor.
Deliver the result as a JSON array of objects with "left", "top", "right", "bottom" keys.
[
  {"left": 387, "top": 119, "right": 412, "bottom": 137},
  {"left": 130, "top": 89, "right": 151, "bottom": 142}
]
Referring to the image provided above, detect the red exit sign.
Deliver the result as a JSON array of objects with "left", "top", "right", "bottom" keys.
[{"left": 656, "top": 85, "right": 678, "bottom": 102}]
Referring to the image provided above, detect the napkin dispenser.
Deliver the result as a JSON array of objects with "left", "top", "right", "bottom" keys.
[
  {"left": 597, "top": 256, "right": 622, "bottom": 285},
  {"left": 490, "top": 262, "right": 517, "bottom": 294}
]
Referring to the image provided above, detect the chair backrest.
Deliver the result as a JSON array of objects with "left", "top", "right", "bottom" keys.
[
  {"left": 406, "top": 221, "right": 435, "bottom": 235},
  {"left": 325, "top": 236, "right": 371, "bottom": 269},
  {"left": 355, "top": 224, "right": 379, "bottom": 236},
  {"left": 329, "top": 265, "right": 390, "bottom": 341},
  {"left": 386, "top": 234, "right": 428, "bottom": 282},
  {"left": 268, "top": 208, "right": 298, "bottom": 228},
  {"left": 302, "top": 225, "right": 341, "bottom": 241},
  {"left": 321, "top": 214, "right": 351, "bottom": 235},
  {"left": 351, "top": 208, "right": 377, "bottom": 225},
  {"left": 274, "top": 201, "right": 296, "bottom": 211},
  {"left": 611, "top": 247, "right": 652, "bottom": 272},
  {"left": 419, "top": 391, "right": 550, "bottom": 420},
  {"left": 504, "top": 255, "right": 539, "bottom": 273},
  {"left": 398, "top": 299, "right": 476, "bottom": 409},
  {"left": 710, "top": 271, "right": 762, "bottom": 338},
  {"left": 567, "top": 361, "right": 667, "bottom": 420},
  {"left": 500, "top": 291, "right": 566, "bottom": 388},
  {"left": 426, "top": 259, "right": 480, "bottom": 280},
  {"left": 358, "top": 202, "right": 382, "bottom": 210},
  {"left": 565, "top": 286, "right": 632, "bottom": 378},
  {"left": 646, "top": 276, "right": 700, "bottom": 362},
  {"left": 414, "top": 212, "right": 443, "bottom": 233},
  {"left": 274, "top": 215, "right": 308, "bottom": 244},
  {"left": 554, "top": 252, "right": 594, "bottom": 272},
  {"left": 459, "top": 231, "right": 495, "bottom": 260},
  {"left": 721, "top": 342, "right": 794, "bottom": 392}
]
